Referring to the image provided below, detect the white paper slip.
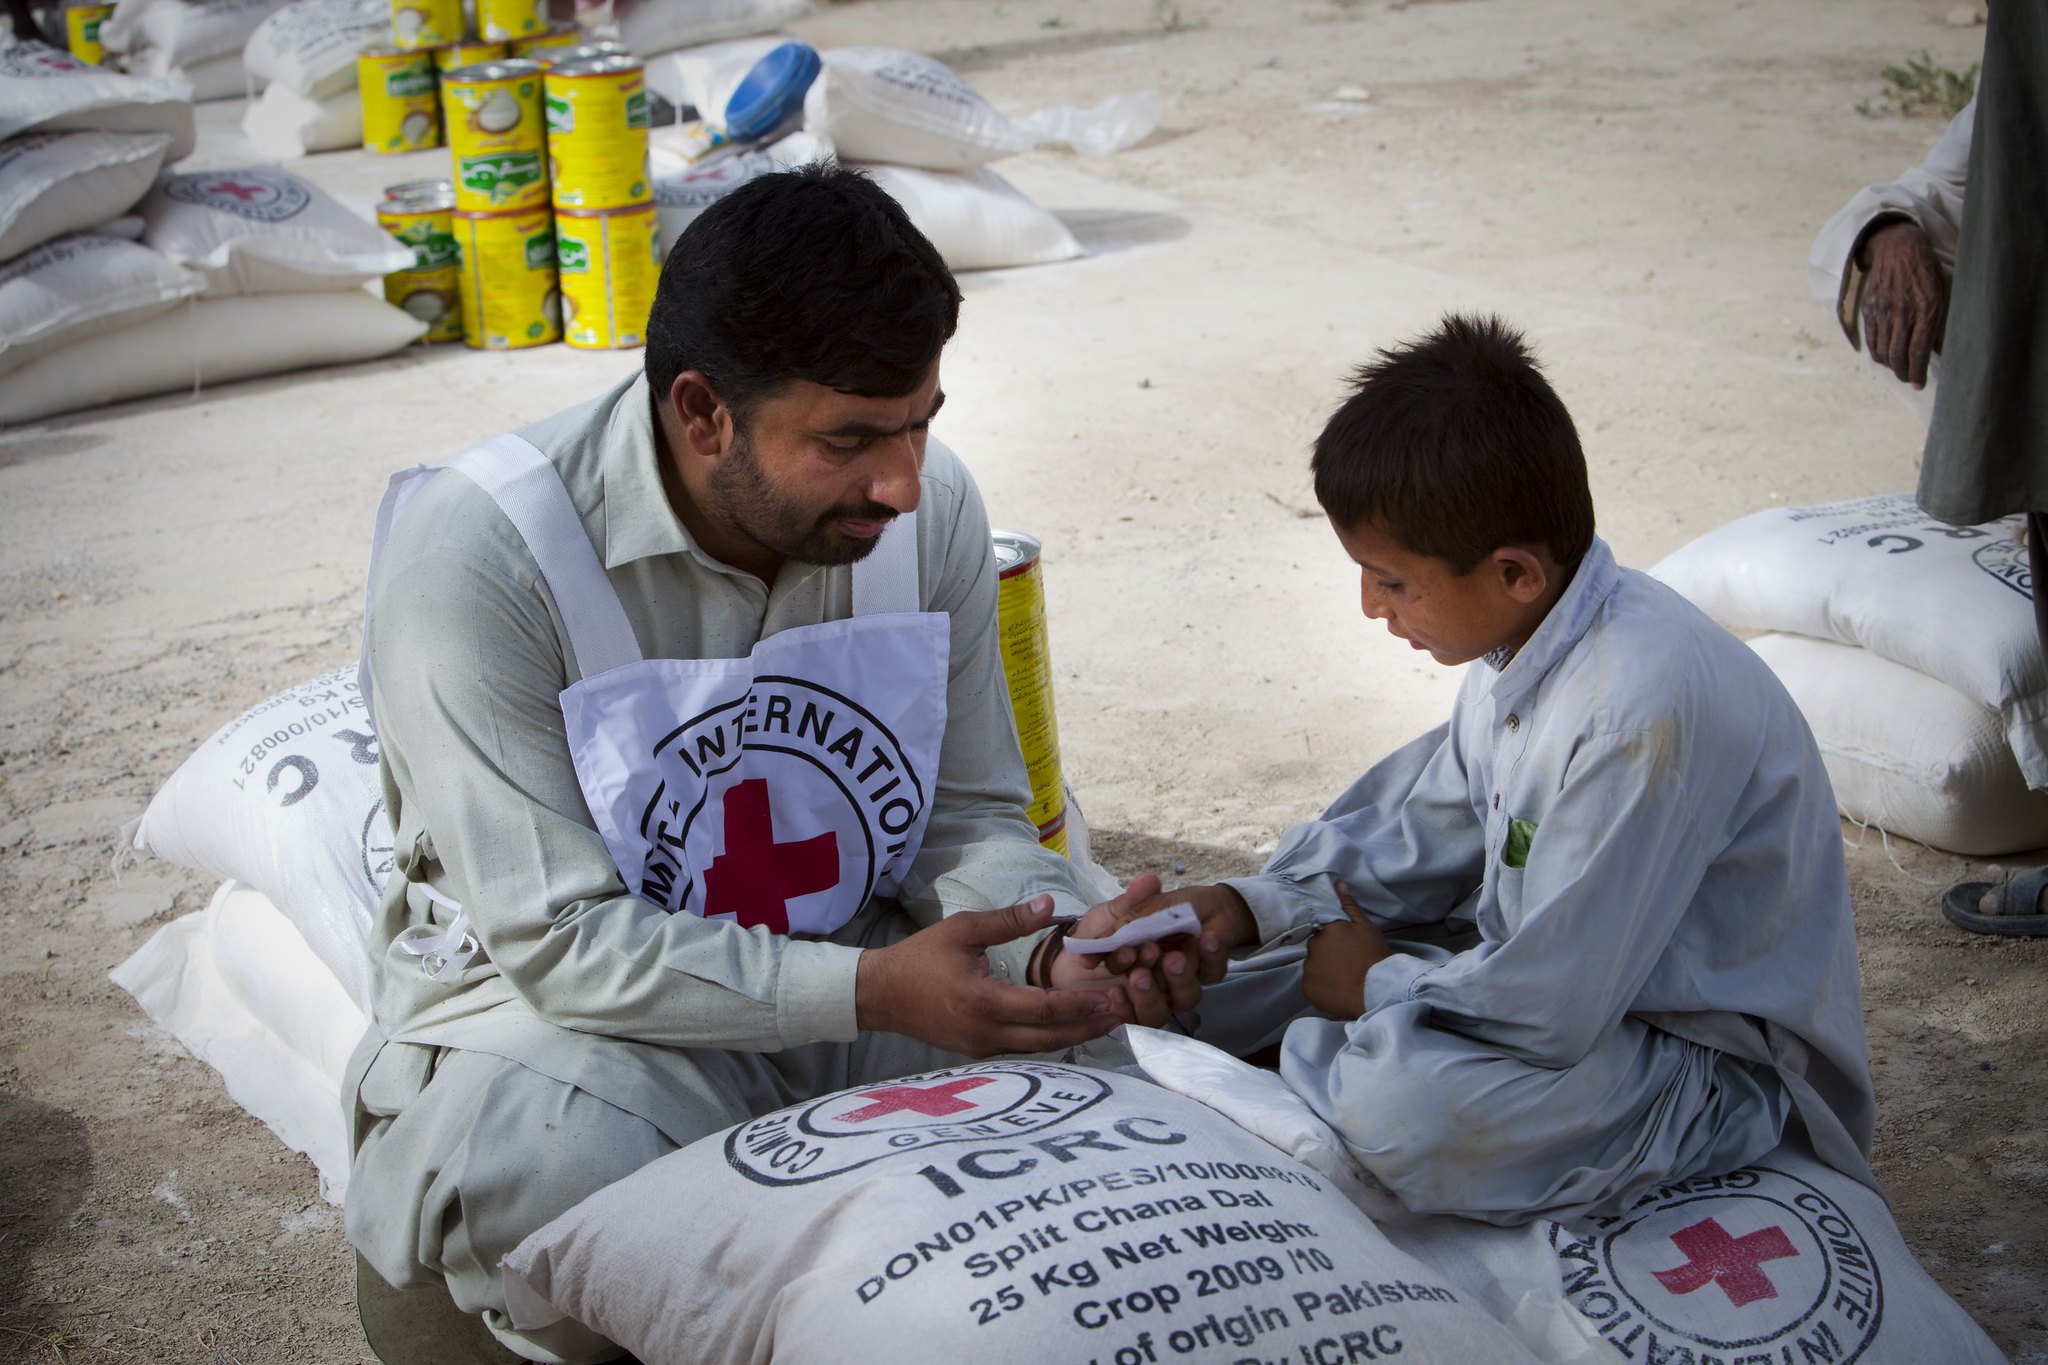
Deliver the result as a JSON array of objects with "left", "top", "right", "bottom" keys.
[{"left": 1063, "top": 903, "right": 1201, "bottom": 955}]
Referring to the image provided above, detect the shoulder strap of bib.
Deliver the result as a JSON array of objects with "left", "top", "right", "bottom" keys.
[{"left": 360, "top": 434, "right": 643, "bottom": 724}]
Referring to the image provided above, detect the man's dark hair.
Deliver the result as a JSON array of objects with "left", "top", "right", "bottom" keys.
[
  {"left": 645, "top": 162, "right": 963, "bottom": 422},
  {"left": 1311, "top": 314, "right": 1594, "bottom": 573}
]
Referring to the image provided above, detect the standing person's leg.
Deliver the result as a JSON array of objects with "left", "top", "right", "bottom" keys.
[{"left": 1278, "top": 1002, "right": 1790, "bottom": 1227}]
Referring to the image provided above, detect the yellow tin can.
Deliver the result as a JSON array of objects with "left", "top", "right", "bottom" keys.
[
  {"left": 993, "top": 531, "right": 1069, "bottom": 856},
  {"left": 477, "top": 0, "right": 546, "bottom": 42},
  {"left": 387, "top": 0, "right": 460, "bottom": 50},
  {"left": 65, "top": 2, "right": 114, "bottom": 64},
  {"left": 433, "top": 40, "right": 506, "bottom": 72},
  {"left": 545, "top": 55, "right": 650, "bottom": 211},
  {"left": 508, "top": 23, "right": 583, "bottom": 60},
  {"left": 377, "top": 187, "right": 463, "bottom": 344},
  {"left": 454, "top": 205, "right": 561, "bottom": 350},
  {"left": 555, "top": 205, "right": 659, "bottom": 349},
  {"left": 443, "top": 59, "right": 549, "bottom": 211},
  {"left": 521, "top": 38, "right": 626, "bottom": 68},
  {"left": 358, "top": 47, "right": 442, "bottom": 152},
  {"left": 382, "top": 177, "right": 453, "bottom": 201}
]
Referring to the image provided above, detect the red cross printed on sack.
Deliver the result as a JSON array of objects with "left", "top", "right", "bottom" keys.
[
  {"left": 1650, "top": 1217, "right": 1800, "bottom": 1308},
  {"left": 836, "top": 1077, "right": 998, "bottom": 1123},
  {"left": 700, "top": 779, "right": 840, "bottom": 933},
  {"left": 205, "top": 178, "right": 268, "bottom": 202}
]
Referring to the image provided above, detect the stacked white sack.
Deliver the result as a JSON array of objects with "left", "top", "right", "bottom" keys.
[
  {"left": 1652, "top": 493, "right": 2045, "bottom": 855},
  {"left": 101, "top": 0, "right": 292, "bottom": 100},
  {"left": 1, "top": 167, "right": 422, "bottom": 423},
  {"left": 0, "top": 128, "right": 173, "bottom": 258},
  {"left": 241, "top": 79, "right": 357, "bottom": 156},
  {"left": 0, "top": 36, "right": 195, "bottom": 156},
  {"left": 236, "top": 0, "right": 380, "bottom": 156},
  {"left": 611, "top": 0, "right": 807, "bottom": 61}
]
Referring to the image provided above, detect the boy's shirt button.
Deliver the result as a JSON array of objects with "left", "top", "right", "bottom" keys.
[{"left": 1507, "top": 713, "right": 1521, "bottom": 731}]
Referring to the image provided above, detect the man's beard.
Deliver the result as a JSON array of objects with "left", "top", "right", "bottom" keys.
[{"left": 707, "top": 431, "right": 898, "bottom": 566}]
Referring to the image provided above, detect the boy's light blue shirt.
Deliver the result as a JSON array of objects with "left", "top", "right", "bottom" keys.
[{"left": 1224, "top": 537, "right": 1878, "bottom": 1186}]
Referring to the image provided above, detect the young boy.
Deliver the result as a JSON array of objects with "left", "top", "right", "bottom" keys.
[{"left": 1151, "top": 314, "right": 1878, "bottom": 1226}]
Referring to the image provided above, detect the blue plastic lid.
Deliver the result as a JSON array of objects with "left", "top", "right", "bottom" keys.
[{"left": 723, "top": 41, "right": 822, "bottom": 143}]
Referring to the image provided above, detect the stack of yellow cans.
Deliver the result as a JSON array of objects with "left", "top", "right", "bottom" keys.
[
  {"left": 444, "top": 59, "right": 561, "bottom": 350},
  {"left": 546, "top": 54, "right": 660, "bottom": 350},
  {"left": 378, "top": 181, "right": 464, "bottom": 345},
  {"left": 359, "top": 46, "right": 444, "bottom": 152}
]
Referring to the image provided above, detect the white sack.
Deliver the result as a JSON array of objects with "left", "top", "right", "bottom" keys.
[
  {"left": 141, "top": 165, "right": 412, "bottom": 295},
  {"left": 804, "top": 46, "right": 1157, "bottom": 171},
  {"left": 241, "top": 79, "right": 358, "bottom": 157},
  {"left": 862, "top": 162, "right": 1082, "bottom": 271},
  {"left": 103, "top": 0, "right": 288, "bottom": 69},
  {"left": 1749, "top": 633, "right": 2048, "bottom": 856},
  {"left": 639, "top": 32, "right": 786, "bottom": 120},
  {"left": 0, "top": 128, "right": 171, "bottom": 259},
  {"left": 0, "top": 37, "right": 195, "bottom": 157},
  {"left": 167, "top": 47, "right": 250, "bottom": 100},
  {"left": 242, "top": 0, "right": 382, "bottom": 98},
  {"left": 614, "top": 0, "right": 808, "bottom": 61},
  {"left": 501, "top": 1059, "right": 1548, "bottom": 1365},
  {"left": 125, "top": 667, "right": 392, "bottom": 1007},
  {"left": 1651, "top": 494, "right": 2046, "bottom": 788},
  {"left": 648, "top": 126, "right": 819, "bottom": 233},
  {"left": 0, "top": 232, "right": 200, "bottom": 378},
  {"left": 0, "top": 289, "right": 426, "bottom": 424},
  {"left": 1133, "top": 1033, "right": 2008, "bottom": 1365},
  {"left": 110, "top": 880, "right": 367, "bottom": 1203}
]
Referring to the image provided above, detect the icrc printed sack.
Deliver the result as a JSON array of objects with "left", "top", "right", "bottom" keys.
[
  {"left": 803, "top": 46, "right": 1158, "bottom": 171},
  {"left": 241, "top": 0, "right": 383, "bottom": 97},
  {"left": 164, "top": 48, "right": 251, "bottom": 101},
  {"left": 613, "top": 0, "right": 808, "bottom": 62},
  {"left": 1651, "top": 494, "right": 2045, "bottom": 788},
  {"left": 0, "top": 38, "right": 196, "bottom": 157},
  {"left": 124, "top": 667, "right": 392, "bottom": 1008},
  {"left": 0, "top": 232, "right": 200, "bottom": 378},
  {"left": 501, "top": 1059, "right": 1547, "bottom": 1365},
  {"left": 0, "top": 129, "right": 172, "bottom": 260},
  {"left": 0, "top": 289, "right": 425, "bottom": 425},
  {"left": 101, "top": 0, "right": 290, "bottom": 74},
  {"left": 1749, "top": 633, "right": 2048, "bottom": 856},
  {"left": 860, "top": 162, "right": 1082, "bottom": 271},
  {"left": 140, "top": 166, "right": 412, "bottom": 294},
  {"left": 1132, "top": 1032, "right": 2009, "bottom": 1365},
  {"left": 111, "top": 880, "right": 369, "bottom": 1202},
  {"left": 241, "top": 80, "right": 359, "bottom": 157}
]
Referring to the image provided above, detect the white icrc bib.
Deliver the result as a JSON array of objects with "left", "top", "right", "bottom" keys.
[{"left": 362, "top": 433, "right": 950, "bottom": 966}]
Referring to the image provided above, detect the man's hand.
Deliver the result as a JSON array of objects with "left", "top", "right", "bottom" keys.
[
  {"left": 1301, "top": 883, "right": 1393, "bottom": 1018},
  {"left": 856, "top": 897, "right": 1121, "bottom": 1058},
  {"left": 1045, "top": 878, "right": 1254, "bottom": 1027},
  {"left": 1858, "top": 220, "right": 1948, "bottom": 388}
]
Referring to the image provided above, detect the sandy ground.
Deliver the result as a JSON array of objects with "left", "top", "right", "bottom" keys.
[{"left": 3, "top": 0, "right": 2043, "bottom": 1360}]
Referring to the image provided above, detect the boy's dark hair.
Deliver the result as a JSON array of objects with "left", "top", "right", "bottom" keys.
[
  {"left": 1311, "top": 314, "right": 1594, "bottom": 573},
  {"left": 645, "top": 162, "right": 963, "bottom": 424}
]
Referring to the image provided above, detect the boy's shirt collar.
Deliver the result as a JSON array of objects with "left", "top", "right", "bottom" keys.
[{"left": 1476, "top": 536, "right": 1621, "bottom": 707}]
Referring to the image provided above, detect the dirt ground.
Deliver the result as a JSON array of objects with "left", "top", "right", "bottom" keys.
[{"left": 3, "top": 0, "right": 2043, "bottom": 1360}]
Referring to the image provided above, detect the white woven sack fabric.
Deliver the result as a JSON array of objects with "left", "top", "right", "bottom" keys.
[
  {"left": 242, "top": 0, "right": 383, "bottom": 98},
  {"left": 639, "top": 33, "right": 786, "bottom": 120},
  {"left": 140, "top": 165, "right": 411, "bottom": 294},
  {"left": 1131, "top": 1032, "right": 2008, "bottom": 1365},
  {"left": 0, "top": 232, "right": 200, "bottom": 379},
  {"left": 103, "top": 0, "right": 290, "bottom": 70},
  {"left": 501, "top": 1058, "right": 1548, "bottom": 1365},
  {"left": 614, "top": 0, "right": 807, "bottom": 60},
  {"left": 111, "top": 880, "right": 368, "bottom": 1203},
  {"left": 861, "top": 162, "right": 1081, "bottom": 271},
  {"left": 0, "top": 129, "right": 172, "bottom": 260},
  {"left": 649, "top": 127, "right": 820, "bottom": 234},
  {"left": 124, "top": 667, "right": 393, "bottom": 1007},
  {"left": 242, "top": 80, "right": 359, "bottom": 157},
  {"left": 1749, "top": 633, "right": 2048, "bottom": 857},
  {"left": 1651, "top": 494, "right": 2045, "bottom": 789},
  {"left": 168, "top": 48, "right": 251, "bottom": 101},
  {"left": 0, "top": 288, "right": 425, "bottom": 424},
  {"left": 0, "top": 37, "right": 196, "bottom": 157},
  {"left": 803, "top": 46, "right": 1157, "bottom": 171}
]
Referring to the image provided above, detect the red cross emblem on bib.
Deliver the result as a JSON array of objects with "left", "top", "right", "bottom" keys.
[{"left": 701, "top": 780, "right": 840, "bottom": 934}]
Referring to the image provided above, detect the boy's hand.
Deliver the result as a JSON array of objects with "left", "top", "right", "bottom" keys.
[
  {"left": 1302, "top": 883, "right": 1393, "bottom": 1017},
  {"left": 1046, "top": 879, "right": 1248, "bottom": 1023}
]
